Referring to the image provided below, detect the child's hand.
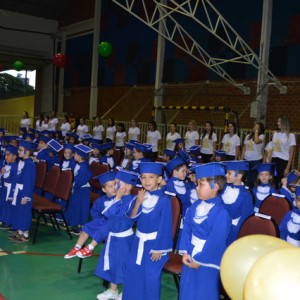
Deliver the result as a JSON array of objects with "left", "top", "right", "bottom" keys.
[
  {"left": 295, "top": 170, "right": 300, "bottom": 177},
  {"left": 182, "top": 253, "right": 200, "bottom": 269},
  {"left": 21, "top": 198, "right": 27, "bottom": 205},
  {"left": 137, "top": 189, "right": 147, "bottom": 204},
  {"left": 150, "top": 251, "right": 162, "bottom": 261},
  {"left": 31, "top": 156, "right": 38, "bottom": 162},
  {"left": 115, "top": 186, "right": 126, "bottom": 201},
  {"left": 281, "top": 177, "right": 287, "bottom": 187}
]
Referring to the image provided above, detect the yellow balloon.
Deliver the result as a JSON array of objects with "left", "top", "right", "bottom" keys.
[
  {"left": 244, "top": 247, "right": 300, "bottom": 300},
  {"left": 220, "top": 235, "right": 293, "bottom": 300}
]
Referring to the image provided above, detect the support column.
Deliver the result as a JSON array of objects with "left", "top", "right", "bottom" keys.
[
  {"left": 89, "top": 0, "right": 101, "bottom": 119},
  {"left": 57, "top": 31, "right": 66, "bottom": 116},
  {"left": 154, "top": 0, "right": 167, "bottom": 123}
]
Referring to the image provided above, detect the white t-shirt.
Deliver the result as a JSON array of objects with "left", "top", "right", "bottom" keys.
[
  {"left": 76, "top": 124, "right": 89, "bottom": 138},
  {"left": 221, "top": 133, "right": 241, "bottom": 156},
  {"left": 272, "top": 132, "right": 296, "bottom": 161},
  {"left": 35, "top": 120, "right": 43, "bottom": 132},
  {"left": 166, "top": 132, "right": 181, "bottom": 150},
  {"left": 20, "top": 118, "right": 31, "bottom": 131},
  {"left": 48, "top": 118, "right": 58, "bottom": 131},
  {"left": 41, "top": 121, "right": 49, "bottom": 131},
  {"left": 116, "top": 131, "right": 126, "bottom": 147},
  {"left": 184, "top": 130, "right": 200, "bottom": 150},
  {"left": 93, "top": 125, "right": 104, "bottom": 140},
  {"left": 147, "top": 130, "right": 161, "bottom": 152},
  {"left": 60, "top": 122, "right": 71, "bottom": 136},
  {"left": 200, "top": 132, "right": 217, "bottom": 155},
  {"left": 128, "top": 127, "right": 140, "bottom": 141},
  {"left": 106, "top": 126, "right": 116, "bottom": 141},
  {"left": 244, "top": 134, "right": 265, "bottom": 161}
]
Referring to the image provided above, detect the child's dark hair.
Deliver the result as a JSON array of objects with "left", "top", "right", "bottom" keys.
[{"left": 205, "top": 176, "right": 226, "bottom": 192}]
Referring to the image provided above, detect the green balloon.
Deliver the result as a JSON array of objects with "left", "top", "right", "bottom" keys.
[
  {"left": 98, "top": 41, "right": 113, "bottom": 58},
  {"left": 13, "top": 60, "right": 24, "bottom": 71}
]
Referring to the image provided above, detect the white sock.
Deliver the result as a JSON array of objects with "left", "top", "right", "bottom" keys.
[
  {"left": 23, "top": 232, "right": 29, "bottom": 238},
  {"left": 87, "top": 244, "right": 94, "bottom": 251},
  {"left": 75, "top": 244, "right": 81, "bottom": 250},
  {"left": 18, "top": 230, "right": 23, "bottom": 235}
]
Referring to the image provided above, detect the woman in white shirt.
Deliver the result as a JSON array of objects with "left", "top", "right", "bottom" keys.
[
  {"left": 166, "top": 122, "right": 181, "bottom": 150},
  {"left": 35, "top": 113, "right": 44, "bottom": 132},
  {"left": 241, "top": 122, "right": 265, "bottom": 188},
  {"left": 146, "top": 120, "right": 161, "bottom": 160},
  {"left": 271, "top": 115, "right": 296, "bottom": 188},
  {"left": 93, "top": 117, "right": 104, "bottom": 143},
  {"left": 127, "top": 119, "right": 140, "bottom": 142},
  {"left": 48, "top": 110, "right": 58, "bottom": 132},
  {"left": 200, "top": 121, "right": 217, "bottom": 163},
  {"left": 60, "top": 115, "right": 71, "bottom": 137},
  {"left": 105, "top": 117, "right": 116, "bottom": 143},
  {"left": 20, "top": 111, "right": 31, "bottom": 131},
  {"left": 221, "top": 122, "right": 240, "bottom": 161},
  {"left": 41, "top": 115, "right": 50, "bottom": 131},
  {"left": 184, "top": 120, "right": 199, "bottom": 150},
  {"left": 76, "top": 117, "right": 89, "bottom": 138}
]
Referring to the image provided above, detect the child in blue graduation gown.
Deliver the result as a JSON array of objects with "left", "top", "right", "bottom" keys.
[
  {"left": 279, "top": 185, "right": 300, "bottom": 247},
  {"left": 122, "top": 162, "right": 173, "bottom": 300},
  {"left": 64, "top": 171, "right": 117, "bottom": 259},
  {"left": 61, "top": 143, "right": 76, "bottom": 171},
  {"left": 179, "top": 163, "right": 231, "bottom": 300},
  {"left": 129, "top": 143, "right": 152, "bottom": 173},
  {"left": 221, "top": 160, "right": 254, "bottom": 245},
  {"left": 279, "top": 170, "right": 299, "bottom": 209},
  {"left": 65, "top": 144, "right": 92, "bottom": 234},
  {"left": 95, "top": 169, "right": 139, "bottom": 300},
  {"left": 251, "top": 163, "right": 278, "bottom": 212},
  {"left": 10, "top": 140, "right": 36, "bottom": 242},
  {"left": 0, "top": 145, "right": 19, "bottom": 229},
  {"left": 99, "top": 142, "right": 116, "bottom": 170}
]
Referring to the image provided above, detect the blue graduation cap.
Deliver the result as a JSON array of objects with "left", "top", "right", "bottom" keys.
[
  {"left": 81, "top": 134, "right": 93, "bottom": 141},
  {"left": 74, "top": 144, "right": 93, "bottom": 158},
  {"left": 5, "top": 136, "right": 18, "bottom": 142},
  {"left": 287, "top": 169, "right": 299, "bottom": 186},
  {"left": 23, "top": 133, "right": 34, "bottom": 140},
  {"left": 194, "top": 162, "right": 226, "bottom": 179},
  {"left": 89, "top": 138, "right": 101, "bottom": 144},
  {"left": 39, "top": 135, "right": 51, "bottom": 144},
  {"left": 28, "top": 128, "right": 36, "bottom": 134},
  {"left": 188, "top": 145, "right": 201, "bottom": 155},
  {"left": 125, "top": 142, "right": 135, "bottom": 151},
  {"left": 41, "top": 130, "right": 52, "bottom": 136},
  {"left": 134, "top": 143, "right": 152, "bottom": 153},
  {"left": 66, "top": 132, "right": 79, "bottom": 140},
  {"left": 95, "top": 171, "right": 116, "bottom": 186},
  {"left": 173, "top": 138, "right": 185, "bottom": 145},
  {"left": 177, "top": 149, "right": 191, "bottom": 162},
  {"left": 55, "top": 130, "right": 63, "bottom": 137},
  {"left": 90, "top": 143, "right": 102, "bottom": 150},
  {"left": 139, "top": 162, "right": 163, "bottom": 175},
  {"left": 99, "top": 142, "right": 114, "bottom": 151},
  {"left": 215, "top": 150, "right": 226, "bottom": 157},
  {"left": 5, "top": 144, "right": 18, "bottom": 155},
  {"left": 19, "top": 140, "right": 36, "bottom": 151},
  {"left": 0, "top": 128, "right": 6, "bottom": 133},
  {"left": 188, "top": 163, "right": 202, "bottom": 174},
  {"left": 115, "top": 169, "right": 140, "bottom": 186},
  {"left": 224, "top": 160, "right": 249, "bottom": 171},
  {"left": 165, "top": 157, "right": 186, "bottom": 175},
  {"left": 19, "top": 127, "right": 27, "bottom": 132},
  {"left": 295, "top": 185, "right": 300, "bottom": 197},
  {"left": 252, "top": 163, "right": 275, "bottom": 174},
  {"left": 63, "top": 143, "right": 75, "bottom": 152},
  {"left": 163, "top": 149, "right": 176, "bottom": 159},
  {"left": 129, "top": 140, "right": 139, "bottom": 144},
  {"left": 47, "top": 139, "right": 63, "bottom": 153}
]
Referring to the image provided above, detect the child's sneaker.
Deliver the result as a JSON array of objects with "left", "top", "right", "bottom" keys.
[
  {"left": 13, "top": 235, "right": 30, "bottom": 243},
  {"left": 64, "top": 247, "right": 80, "bottom": 259},
  {"left": 96, "top": 289, "right": 118, "bottom": 300},
  {"left": 76, "top": 246, "right": 93, "bottom": 258}
]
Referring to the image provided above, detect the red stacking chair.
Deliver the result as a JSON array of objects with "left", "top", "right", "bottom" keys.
[
  {"left": 259, "top": 193, "right": 292, "bottom": 225},
  {"left": 162, "top": 196, "right": 183, "bottom": 293},
  {"left": 34, "top": 161, "right": 47, "bottom": 191},
  {"left": 32, "top": 170, "right": 73, "bottom": 244}
]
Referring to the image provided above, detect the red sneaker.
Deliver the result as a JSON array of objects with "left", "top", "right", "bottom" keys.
[
  {"left": 64, "top": 247, "right": 80, "bottom": 259},
  {"left": 76, "top": 246, "right": 93, "bottom": 258}
]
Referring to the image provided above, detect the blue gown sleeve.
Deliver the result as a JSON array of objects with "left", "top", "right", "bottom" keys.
[{"left": 279, "top": 211, "right": 291, "bottom": 240}]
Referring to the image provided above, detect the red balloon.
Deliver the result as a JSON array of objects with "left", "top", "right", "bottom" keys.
[{"left": 53, "top": 53, "right": 66, "bottom": 68}]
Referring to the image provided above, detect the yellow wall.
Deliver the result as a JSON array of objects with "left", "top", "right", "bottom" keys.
[{"left": 0, "top": 95, "right": 34, "bottom": 116}]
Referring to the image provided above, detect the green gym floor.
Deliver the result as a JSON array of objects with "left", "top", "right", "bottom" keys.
[{"left": 0, "top": 223, "right": 178, "bottom": 300}]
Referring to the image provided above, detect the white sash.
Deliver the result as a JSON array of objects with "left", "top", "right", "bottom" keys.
[
  {"left": 135, "top": 230, "right": 157, "bottom": 265},
  {"left": 191, "top": 234, "right": 206, "bottom": 258}
]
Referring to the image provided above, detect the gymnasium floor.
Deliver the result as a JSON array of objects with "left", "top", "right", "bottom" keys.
[{"left": 0, "top": 224, "right": 178, "bottom": 300}]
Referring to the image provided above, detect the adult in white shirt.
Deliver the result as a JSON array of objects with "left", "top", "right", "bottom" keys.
[
  {"left": 60, "top": 115, "right": 71, "bottom": 137},
  {"left": 20, "top": 111, "right": 31, "bottom": 132},
  {"left": 76, "top": 117, "right": 89, "bottom": 138},
  {"left": 128, "top": 119, "right": 140, "bottom": 142},
  {"left": 35, "top": 113, "right": 44, "bottom": 132},
  {"left": 93, "top": 117, "right": 104, "bottom": 143},
  {"left": 184, "top": 120, "right": 199, "bottom": 150},
  {"left": 116, "top": 122, "right": 127, "bottom": 149},
  {"left": 221, "top": 122, "right": 240, "bottom": 161},
  {"left": 200, "top": 121, "right": 217, "bottom": 163},
  {"left": 106, "top": 117, "right": 116, "bottom": 142},
  {"left": 146, "top": 120, "right": 161, "bottom": 160},
  {"left": 271, "top": 115, "right": 296, "bottom": 188},
  {"left": 41, "top": 115, "right": 50, "bottom": 131},
  {"left": 166, "top": 123, "right": 181, "bottom": 150},
  {"left": 241, "top": 122, "right": 265, "bottom": 188},
  {"left": 48, "top": 110, "right": 59, "bottom": 132}
]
